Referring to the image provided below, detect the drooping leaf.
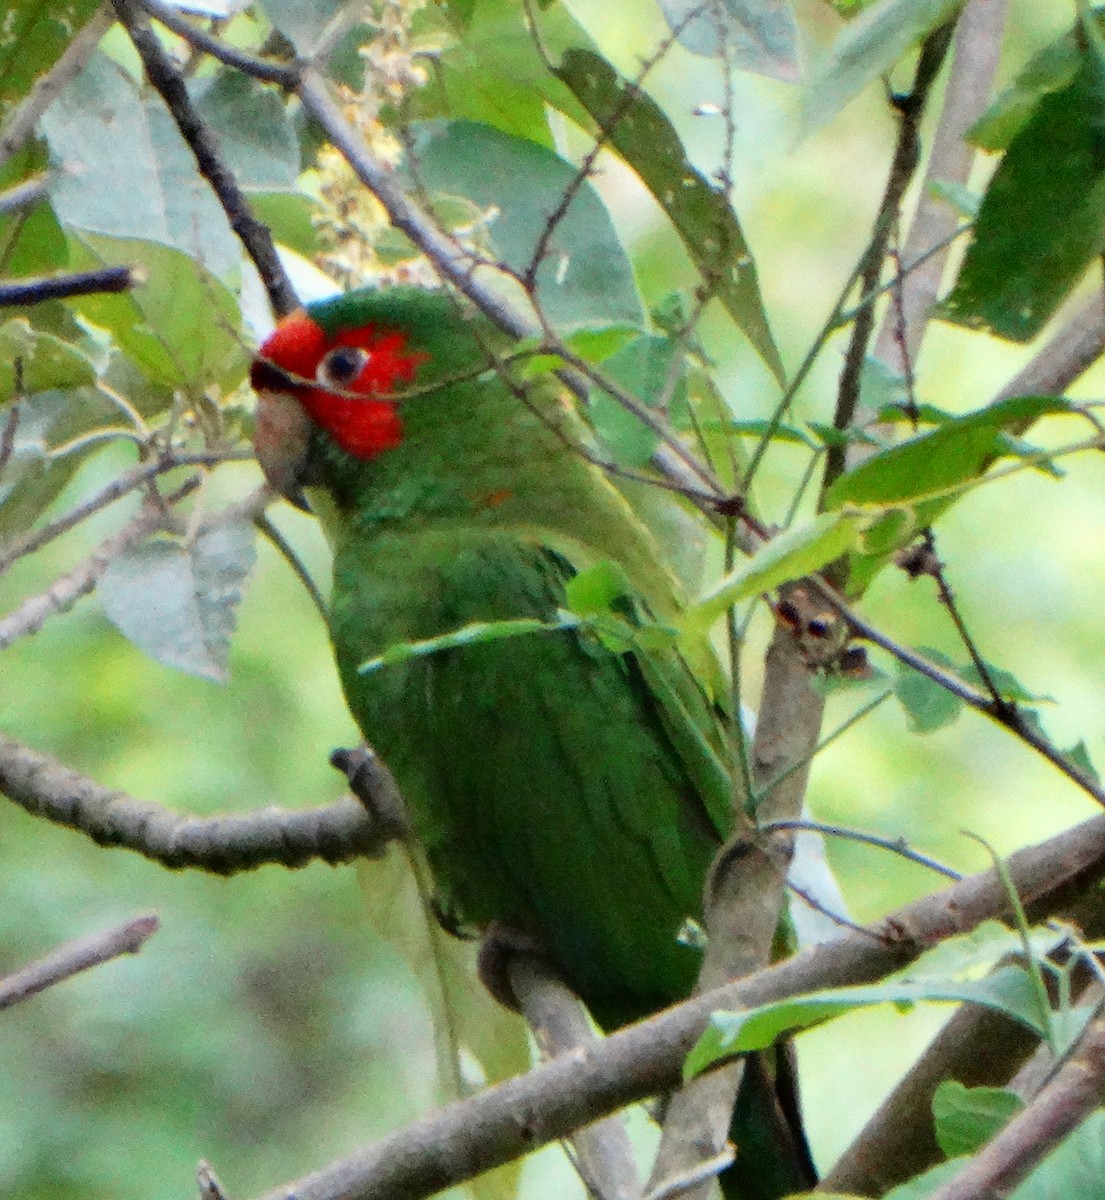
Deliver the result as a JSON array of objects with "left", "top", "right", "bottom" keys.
[
  {"left": 657, "top": 0, "right": 799, "bottom": 81},
  {"left": 687, "top": 512, "right": 864, "bottom": 631},
  {"left": 942, "top": 46, "right": 1105, "bottom": 342},
  {"left": 933, "top": 1082, "right": 1022, "bottom": 1158},
  {"left": 69, "top": 235, "right": 249, "bottom": 394},
  {"left": 685, "top": 963, "right": 1047, "bottom": 1077},
  {"left": 99, "top": 521, "right": 257, "bottom": 683},
  {"left": 802, "top": 0, "right": 963, "bottom": 130},
  {"left": 354, "top": 846, "right": 530, "bottom": 1200},
  {"left": 556, "top": 47, "right": 783, "bottom": 380},
  {"left": 406, "top": 119, "right": 644, "bottom": 331}
]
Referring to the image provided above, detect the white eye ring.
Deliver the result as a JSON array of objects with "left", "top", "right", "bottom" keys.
[{"left": 317, "top": 346, "right": 369, "bottom": 388}]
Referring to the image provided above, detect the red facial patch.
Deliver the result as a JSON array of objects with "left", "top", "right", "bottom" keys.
[{"left": 253, "top": 310, "right": 428, "bottom": 460}]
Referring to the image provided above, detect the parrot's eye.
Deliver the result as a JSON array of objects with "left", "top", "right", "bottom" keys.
[{"left": 318, "top": 346, "right": 370, "bottom": 389}]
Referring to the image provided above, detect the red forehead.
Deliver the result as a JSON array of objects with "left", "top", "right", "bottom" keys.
[{"left": 257, "top": 310, "right": 328, "bottom": 382}]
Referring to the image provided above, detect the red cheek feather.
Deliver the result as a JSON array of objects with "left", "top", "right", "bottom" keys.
[
  {"left": 257, "top": 313, "right": 429, "bottom": 461},
  {"left": 300, "top": 389, "right": 404, "bottom": 458}
]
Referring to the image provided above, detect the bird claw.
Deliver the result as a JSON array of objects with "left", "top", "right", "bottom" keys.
[{"left": 476, "top": 922, "right": 553, "bottom": 1012}]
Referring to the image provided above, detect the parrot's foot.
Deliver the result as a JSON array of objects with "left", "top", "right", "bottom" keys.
[
  {"left": 330, "top": 744, "right": 410, "bottom": 855},
  {"left": 476, "top": 922, "right": 556, "bottom": 1012}
]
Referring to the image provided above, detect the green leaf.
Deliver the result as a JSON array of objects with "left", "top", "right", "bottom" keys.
[
  {"left": 828, "top": 396, "right": 1073, "bottom": 592},
  {"left": 257, "top": 0, "right": 342, "bottom": 54},
  {"left": 942, "top": 47, "right": 1105, "bottom": 342},
  {"left": 555, "top": 47, "right": 783, "bottom": 381},
  {"left": 99, "top": 521, "right": 257, "bottom": 683},
  {"left": 803, "top": 0, "right": 964, "bottom": 130},
  {"left": 704, "top": 418, "right": 820, "bottom": 448},
  {"left": 591, "top": 333, "right": 685, "bottom": 467},
  {"left": 191, "top": 70, "right": 300, "bottom": 190},
  {"left": 0, "top": 0, "right": 100, "bottom": 114},
  {"left": 41, "top": 53, "right": 243, "bottom": 277},
  {"left": 657, "top": 0, "right": 799, "bottom": 81},
  {"left": 825, "top": 397, "right": 1073, "bottom": 508},
  {"left": 1063, "top": 740, "right": 1100, "bottom": 782},
  {"left": 357, "top": 614, "right": 583, "bottom": 674},
  {"left": 407, "top": 119, "right": 644, "bottom": 331},
  {"left": 893, "top": 651, "right": 964, "bottom": 733},
  {"left": 412, "top": 0, "right": 592, "bottom": 145},
  {"left": 69, "top": 235, "right": 249, "bottom": 394},
  {"left": 0, "top": 319, "right": 95, "bottom": 402},
  {"left": 967, "top": 31, "right": 1083, "bottom": 152},
  {"left": 685, "top": 963, "right": 1047, "bottom": 1078},
  {"left": 687, "top": 512, "right": 864, "bottom": 630},
  {"left": 563, "top": 324, "right": 639, "bottom": 363},
  {"left": 933, "top": 1082, "right": 1022, "bottom": 1158}
]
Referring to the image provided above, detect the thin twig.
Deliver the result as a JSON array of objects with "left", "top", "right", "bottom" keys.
[
  {"left": 822, "top": 24, "right": 956, "bottom": 497},
  {"left": 109, "top": 0, "right": 298, "bottom": 316},
  {"left": 0, "top": 449, "right": 245, "bottom": 577},
  {"left": 764, "top": 819, "right": 963, "bottom": 881},
  {"left": 0, "top": 174, "right": 53, "bottom": 215},
  {"left": 919, "top": 528, "right": 1007, "bottom": 708},
  {"left": 0, "top": 913, "right": 159, "bottom": 1010},
  {"left": 0, "top": 480, "right": 200, "bottom": 650}
]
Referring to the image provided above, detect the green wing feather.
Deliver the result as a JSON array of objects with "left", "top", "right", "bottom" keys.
[{"left": 330, "top": 527, "right": 728, "bottom": 1026}]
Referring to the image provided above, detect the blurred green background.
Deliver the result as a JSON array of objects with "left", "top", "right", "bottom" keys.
[{"left": 5, "top": 2, "right": 1105, "bottom": 1199}]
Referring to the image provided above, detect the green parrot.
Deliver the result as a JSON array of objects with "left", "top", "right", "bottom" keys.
[{"left": 251, "top": 286, "right": 813, "bottom": 1199}]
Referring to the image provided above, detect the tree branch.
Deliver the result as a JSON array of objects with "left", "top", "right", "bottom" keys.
[
  {"left": 0, "top": 266, "right": 136, "bottom": 307},
  {"left": 246, "top": 810, "right": 1105, "bottom": 1200},
  {"left": 646, "top": 623, "right": 823, "bottom": 1199},
  {"left": 109, "top": 0, "right": 298, "bottom": 316},
  {"left": 509, "top": 955, "right": 641, "bottom": 1200},
  {"left": 0, "top": 913, "right": 159, "bottom": 1009},
  {"left": 0, "top": 735, "right": 390, "bottom": 873}
]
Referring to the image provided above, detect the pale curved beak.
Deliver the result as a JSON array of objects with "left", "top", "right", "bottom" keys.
[{"left": 254, "top": 389, "right": 313, "bottom": 512}]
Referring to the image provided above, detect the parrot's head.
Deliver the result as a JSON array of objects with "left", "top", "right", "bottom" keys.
[{"left": 250, "top": 291, "right": 432, "bottom": 503}]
